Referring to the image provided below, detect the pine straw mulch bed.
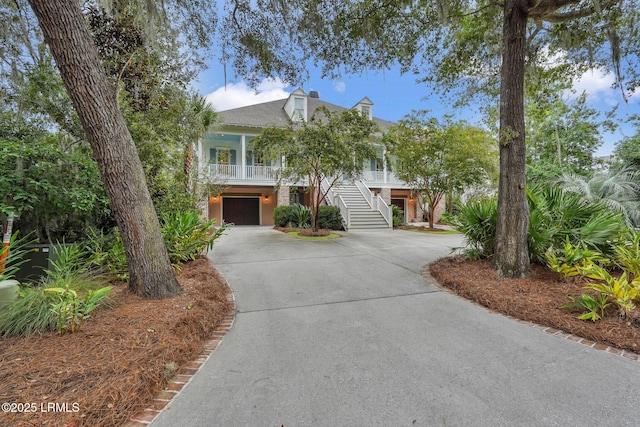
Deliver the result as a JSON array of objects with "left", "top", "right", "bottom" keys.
[
  {"left": 429, "top": 256, "right": 640, "bottom": 354},
  {"left": 0, "top": 257, "right": 234, "bottom": 427}
]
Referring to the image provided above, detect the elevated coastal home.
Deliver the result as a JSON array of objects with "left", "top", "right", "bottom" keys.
[{"left": 198, "top": 88, "right": 439, "bottom": 229}]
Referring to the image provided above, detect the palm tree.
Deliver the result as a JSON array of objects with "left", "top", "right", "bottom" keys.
[
  {"left": 556, "top": 167, "right": 640, "bottom": 227},
  {"left": 184, "top": 95, "right": 218, "bottom": 193}
]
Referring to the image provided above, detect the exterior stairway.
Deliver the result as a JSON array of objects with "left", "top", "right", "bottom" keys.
[{"left": 330, "top": 182, "right": 390, "bottom": 230}]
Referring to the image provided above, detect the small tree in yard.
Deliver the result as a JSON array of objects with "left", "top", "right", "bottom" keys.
[
  {"left": 253, "top": 107, "right": 378, "bottom": 232},
  {"left": 385, "top": 112, "right": 497, "bottom": 229}
]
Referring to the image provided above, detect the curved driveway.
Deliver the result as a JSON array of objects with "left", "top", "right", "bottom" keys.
[{"left": 152, "top": 227, "right": 639, "bottom": 427}]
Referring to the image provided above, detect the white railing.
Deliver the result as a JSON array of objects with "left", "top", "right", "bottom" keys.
[
  {"left": 376, "top": 195, "right": 393, "bottom": 228},
  {"left": 355, "top": 180, "right": 392, "bottom": 228},
  {"left": 355, "top": 180, "right": 374, "bottom": 207},
  {"left": 337, "top": 195, "right": 350, "bottom": 230},
  {"left": 210, "top": 164, "right": 242, "bottom": 179},
  {"left": 210, "top": 164, "right": 278, "bottom": 181},
  {"left": 245, "top": 165, "right": 277, "bottom": 180},
  {"left": 362, "top": 170, "right": 406, "bottom": 186}
]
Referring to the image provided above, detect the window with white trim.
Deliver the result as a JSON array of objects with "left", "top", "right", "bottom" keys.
[{"left": 293, "top": 97, "right": 305, "bottom": 121}]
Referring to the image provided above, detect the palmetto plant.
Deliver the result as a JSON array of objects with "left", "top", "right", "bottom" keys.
[
  {"left": 527, "top": 184, "right": 625, "bottom": 263},
  {"left": 555, "top": 167, "right": 640, "bottom": 227}
]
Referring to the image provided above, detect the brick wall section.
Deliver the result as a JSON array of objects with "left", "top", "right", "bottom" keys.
[
  {"left": 277, "top": 186, "right": 290, "bottom": 206},
  {"left": 380, "top": 187, "right": 391, "bottom": 204}
]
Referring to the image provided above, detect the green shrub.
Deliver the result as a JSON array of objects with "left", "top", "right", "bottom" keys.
[
  {"left": 391, "top": 205, "right": 405, "bottom": 227},
  {"left": 454, "top": 197, "right": 498, "bottom": 259},
  {"left": 0, "top": 254, "right": 113, "bottom": 337},
  {"left": 290, "top": 204, "right": 311, "bottom": 228},
  {"left": 318, "top": 205, "right": 343, "bottom": 230},
  {"left": 545, "top": 239, "right": 608, "bottom": 281},
  {"left": 527, "top": 185, "right": 626, "bottom": 262},
  {"left": 161, "top": 211, "right": 229, "bottom": 267},
  {"left": 614, "top": 230, "right": 640, "bottom": 278},
  {"left": 274, "top": 204, "right": 343, "bottom": 229},
  {"left": 274, "top": 205, "right": 298, "bottom": 227},
  {"left": 455, "top": 184, "right": 627, "bottom": 262}
]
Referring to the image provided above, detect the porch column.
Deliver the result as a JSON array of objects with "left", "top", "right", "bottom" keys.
[
  {"left": 241, "top": 135, "right": 246, "bottom": 179},
  {"left": 277, "top": 185, "right": 290, "bottom": 206}
]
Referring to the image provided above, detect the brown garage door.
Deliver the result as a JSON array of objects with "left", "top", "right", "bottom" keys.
[{"left": 222, "top": 197, "right": 260, "bottom": 225}]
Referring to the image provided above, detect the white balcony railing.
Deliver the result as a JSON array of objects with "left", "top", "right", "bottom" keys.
[{"left": 210, "top": 164, "right": 277, "bottom": 181}]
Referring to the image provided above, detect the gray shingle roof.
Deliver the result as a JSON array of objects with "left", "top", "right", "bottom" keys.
[{"left": 218, "top": 96, "right": 395, "bottom": 132}]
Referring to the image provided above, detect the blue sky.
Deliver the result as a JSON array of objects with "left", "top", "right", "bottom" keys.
[{"left": 194, "top": 60, "right": 639, "bottom": 157}]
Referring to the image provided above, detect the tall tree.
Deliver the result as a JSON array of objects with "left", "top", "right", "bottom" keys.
[
  {"left": 27, "top": 0, "right": 181, "bottom": 298},
  {"left": 385, "top": 113, "right": 497, "bottom": 229},
  {"left": 253, "top": 107, "right": 378, "bottom": 232},
  {"left": 221, "top": 0, "right": 638, "bottom": 277}
]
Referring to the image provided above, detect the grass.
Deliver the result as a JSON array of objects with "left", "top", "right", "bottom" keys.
[{"left": 286, "top": 232, "right": 341, "bottom": 240}]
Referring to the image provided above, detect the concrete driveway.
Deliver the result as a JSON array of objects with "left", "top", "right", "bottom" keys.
[{"left": 152, "top": 227, "right": 640, "bottom": 427}]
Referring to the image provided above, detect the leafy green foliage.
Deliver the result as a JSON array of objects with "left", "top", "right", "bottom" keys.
[
  {"left": 453, "top": 198, "right": 498, "bottom": 259},
  {"left": 317, "top": 206, "right": 343, "bottom": 230},
  {"left": 544, "top": 239, "right": 608, "bottom": 281},
  {"left": 391, "top": 204, "right": 405, "bottom": 227},
  {"left": 253, "top": 106, "right": 377, "bottom": 231},
  {"left": 0, "top": 114, "right": 111, "bottom": 242},
  {"left": 555, "top": 167, "right": 640, "bottom": 227},
  {"left": 614, "top": 230, "right": 640, "bottom": 278},
  {"left": 290, "top": 204, "right": 311, "bottom": 229},
  {"left": 274, "top": 204, "right": 343, "bottom": 230},
  {"left": 527, "top": 185, "right": 626, "bottom": 263},
  {"left": 161, "top": 212, "right": 229, "bottom": 268},
  {"left": 385, "top": 113, "right": 497, "bottom": 229},
  {"left": 0, "top": 231, "right": 34, "bottom": 281},
  {"left": 561, "top": 294, "right": 610, "bottom": 322},
  {"left": 581, "top": 264, "right": 640, "bottom": 317},
  {"left": 455, "top": 184, "right": 627, "bottom": 262},
  {"left": 526, "top": 93, "right": 611, "bottom": 182},
  {"left": 0, "top": 244, "right": 113, "bottom": 337}
]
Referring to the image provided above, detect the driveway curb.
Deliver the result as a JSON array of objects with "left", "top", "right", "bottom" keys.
[
  {"left": 123, "top": 272, "right": 237, "bottom": 426},
  {"left": 421, "top": 264, "right": 640, "bottom": 363}
]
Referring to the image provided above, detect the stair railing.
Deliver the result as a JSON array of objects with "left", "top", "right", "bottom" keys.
[
  {"left": 336, "top": 195, "right": 350, "bottom": 230},
  {"left": 355, "top": 180, "right": 393, "bottom": 228}
]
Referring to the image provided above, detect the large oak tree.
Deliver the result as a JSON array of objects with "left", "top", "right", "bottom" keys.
[{"left": 27, "top": 0, "right": 181, "bottom": 298}]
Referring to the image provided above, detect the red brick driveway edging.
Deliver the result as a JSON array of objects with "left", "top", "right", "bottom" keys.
[
  {"left": 421, "top": 265, "right": 640, "bottom": 364},
  {"left": 123, "top": 285, "right": 236, "bottom": 426}
]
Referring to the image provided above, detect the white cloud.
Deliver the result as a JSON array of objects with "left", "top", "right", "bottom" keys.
[
  {"left": 205, "top": 78, "right": 290, "bottom": 111},
  {"left": 566, "top": 69, "right": 617, "bottom": 104},
  {"left": 333, "top": 80, "right": 346, "bottom": 93}
]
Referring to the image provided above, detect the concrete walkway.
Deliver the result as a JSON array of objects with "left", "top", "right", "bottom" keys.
[{"left": 152, "top": 227, "right": 640, "bottom": 427}]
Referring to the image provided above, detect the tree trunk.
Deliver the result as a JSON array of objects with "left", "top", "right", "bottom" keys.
[
  {"left": 493, "top": 0, "right": 531, "bottom": 278},
  {"left": 28, "top": 0, "right": 182, "bottom": 298}
]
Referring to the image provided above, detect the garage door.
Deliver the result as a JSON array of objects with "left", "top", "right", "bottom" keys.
[{"left": 222, "top": 197, "right": 260, "bottom": 225}]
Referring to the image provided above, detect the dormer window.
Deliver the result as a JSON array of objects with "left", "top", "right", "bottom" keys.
[
  {"left": 361, "top": 105, "right": 371, "bottom": 118},
  {"left": 294, "top": 97, "right": 305, "bottom": 121}
]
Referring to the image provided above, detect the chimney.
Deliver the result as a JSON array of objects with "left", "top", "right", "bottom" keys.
[{"left": 309, "top": 90, "right": 319, "bottom": 98}]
